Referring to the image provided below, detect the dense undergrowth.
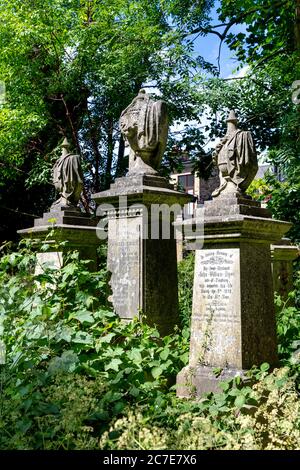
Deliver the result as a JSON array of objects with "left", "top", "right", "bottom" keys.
[{"left": 0, "top": 242, "right": 299, "bottom": 449}]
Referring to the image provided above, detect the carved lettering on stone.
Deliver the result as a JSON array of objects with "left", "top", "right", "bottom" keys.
[{"left": 190, "top": 249, "right": 242, "bottom": 368}]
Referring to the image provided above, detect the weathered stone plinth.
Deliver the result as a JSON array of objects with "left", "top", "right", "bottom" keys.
[
  {"left": 92, "top": 175, "right": 191, "bottom": 336},
  {"left": 177, "top": 195, "right": 292, "bottom": 397},
  {"left": 18, "top": 206, "right": 102, "bottom": 272},
  {"left": 174, "top": 213, "right": 184, "bottom": 262},
  {"left": 271, "top": 239, "right": 299, "bottom": 301}
]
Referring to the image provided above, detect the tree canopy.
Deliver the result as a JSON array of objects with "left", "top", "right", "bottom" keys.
[{"left": 0, "top": 0, "right": 299, "bottom": 240}]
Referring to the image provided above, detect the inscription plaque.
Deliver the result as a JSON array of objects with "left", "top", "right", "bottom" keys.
[
  {"left": 190, "top": 248, "right": 241, "bottom": 368},
  {"left": 108, "top": 217, "right": 142, "bottom": 319}
]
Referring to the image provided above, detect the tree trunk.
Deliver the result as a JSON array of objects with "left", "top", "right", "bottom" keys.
[
  {"left": 104, "top": 118, "right": 114, "bottom": 189},
  {"left": 115, "top": 134, "right": 125, "bottom": 177}
]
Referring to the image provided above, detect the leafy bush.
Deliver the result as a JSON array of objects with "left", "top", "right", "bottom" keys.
[
  {"left": 178, "top": 253, "right": 194, "bottom": 330},
  {"left": 1, "top": 242, "right": 300, "bottom": 450},
  {"left": 100, "top": 367, "right": 300, "bottom": 450},
  {"left": 0, "top": 241, "right": 189, "bottom": 449}
]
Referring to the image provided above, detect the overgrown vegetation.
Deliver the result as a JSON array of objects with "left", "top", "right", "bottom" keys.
[
  {"left": 1, "top": 1, "right": 300, "bottom": 242},
  {"left": 0, "top": 243, "right": 299, "bottom": 450}
]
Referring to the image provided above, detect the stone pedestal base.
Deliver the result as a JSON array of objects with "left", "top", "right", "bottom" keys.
[
  {"left": 18, "top": 206, "right": 103, "bottom": 272},
  {"left": 93, "top": 175, "right": 191, "bottom": 336},
  {"left": 177, "top": 196, "right": 292, "bottom": 397},
  {"left": 177, "top": 365, "right": 244, "bottom": 397}
]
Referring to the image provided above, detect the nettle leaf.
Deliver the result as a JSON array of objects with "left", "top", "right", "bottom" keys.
[
  {"left": 127, "top": 348, "right": 143, "bottom": 363},
  {"left": 105, "top": 358, "right": 122, "bottom": 372},
  {"left": 48, "top": 350, "right": 79, "bottom": 375},
  {"left": 70, "top": 311, "right": 94, "bottom": 324},
  {"left": 160, "top": 348, "right": 170, "bottom": 361},
  {"left": 151, "top": 366, "right": 163, "bottom": 379},
  {"left": 72, "top": 331, "right": 93, "bottom": 345},
  {"left": 55, "top": 326, "right": 73, "bottom": 343},
  {"left": 234, "top": 395, "right": 246, "bottom": 409}
]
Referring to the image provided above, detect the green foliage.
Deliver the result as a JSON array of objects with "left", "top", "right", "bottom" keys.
[
  {"left": 0, "top": 242, "right": 189, "bottom": 449},
  {"left": 246, "top": 177, "right": 272, "bottom": 202},
  {"left": 276, "top": 291, "right": 300, "bottom": 369},
  {"left": 1, "top": 242, "right": 300, "bottom": 449},
  {"left": 219, "top": 0, "right": 295, "bottom": 63},
  {"left": 0, "top": 1, "right": 214, "bottom": 183},
  {"left": 188, "top": 1, "right": 300, "bottom": 241},
  {"left": 101, "top": 366, "right": 300, "bottom": 450},
  {"left": 247, "top": 172, "right": 300, "bottom": 242},
  {"left": 178, "top": 252, "right": 194, "bottom": 330},
  {"left": 264, "top": 174, "right": 300, "bottom": 242}
]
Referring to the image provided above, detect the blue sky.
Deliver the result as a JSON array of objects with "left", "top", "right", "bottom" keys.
[{"left": 192, "top": 2, "right": 247, "bottom": 78}]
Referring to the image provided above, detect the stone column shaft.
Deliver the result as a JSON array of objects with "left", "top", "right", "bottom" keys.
[
  {"left": 177, "top": 197, "right": 292, "bottom": 396},
  {"left": 93, "top": 175, "right": 191, "bottom": 336}
]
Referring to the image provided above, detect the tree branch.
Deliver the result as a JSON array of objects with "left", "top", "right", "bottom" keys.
[{"left": 183, "top": 0, "right": 290, "bottom": 42}]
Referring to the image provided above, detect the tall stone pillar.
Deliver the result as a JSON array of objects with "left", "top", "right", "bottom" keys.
[
  {"left": 92, "top": 89, "right": 191, "bottom": 335},
  {"left": 271, "top": 239, "right": 299, "bottom": 301},
  {"left": 177, "top": 111, "right": 292, "bottom": 397},
  {"left": 177, "top": 197, "right": 291, "bottom": 396},
  {"left": 93, "top": 175, "right": 190, "bottom": 336}
]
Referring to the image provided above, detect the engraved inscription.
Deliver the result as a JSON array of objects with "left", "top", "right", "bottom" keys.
[
  {"left": 194, "top": 249, "right": 239, "bottom": 323},
  {"left": 189, "top": 248, "right": 242, "bottom": 367},
  {"left": 108, "top": 218, "right": 141, "bottom": 319}
]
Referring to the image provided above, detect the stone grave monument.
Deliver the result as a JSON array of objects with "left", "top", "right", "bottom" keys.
[
  {"left": 93, "top": 89, "right": 191, "bottom": 335},
  {"left": 177, "top": 111, "right": 292, "bottom": 396},
  {"left": 18, "top": 138, "right": 102, "bottom": 271},
  {"left": 271, "top": 239, "right": 299, "bottom": 302}
]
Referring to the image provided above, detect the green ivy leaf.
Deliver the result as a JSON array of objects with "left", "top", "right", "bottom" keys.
[
  {"left": 127, "top": 349, "right": 143, "bottom": 363},
  {"left": 234, "top": 395, "right": 246, "bottom": 409},
  {"left": 260, "top": 363, "right": 270, "bottom": 372},
  {"left": 151, "top": 366, "right": 163, "bottom": 379},
  {"left": 71, "top": 311, "right": 94, "bottom": 324},
  {"left": 160, "top": 348, "right": 170, "bottom": 361},
  {"left": 105, "top": 358, "right": 122, "bottom": 372}
]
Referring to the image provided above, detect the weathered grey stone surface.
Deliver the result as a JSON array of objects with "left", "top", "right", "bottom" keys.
[
  {"left": 52, "top": 138, "right": 83, "bottom": 208},
  {"left": 212, "top": 111, "right": 258, "bottom": 198},
  {"left": 18, "top": 223, "right": 103, "bottom": 272},
  {"left": 120, "top": 89, "right": 168, "bottom": 176},
  {"left": 18, "top": 138, "right": 102, "bottom": 271},
  {"left": 18, "top": 196, "right": 102, "bottom": 272},
  {"left": 34, "top": 205, "right": 97, "bottom": 228},
  {"left": 177, "top": 196, "right": 292, "bottom": 397},
  {"left": 35, "top": 251, "right": 63, "bottom": 274},
  {"left": 177, "top": 366, "right": 244, "bottom": 397},
  {"left": 271, "top": 239, "right": 299, "bottom": 301},
  {"left": 93, "top": 174, "right": 191, "bottom": 336},
  {"left": 174, "top": 213, "right": 184, "bottom": 262}
]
